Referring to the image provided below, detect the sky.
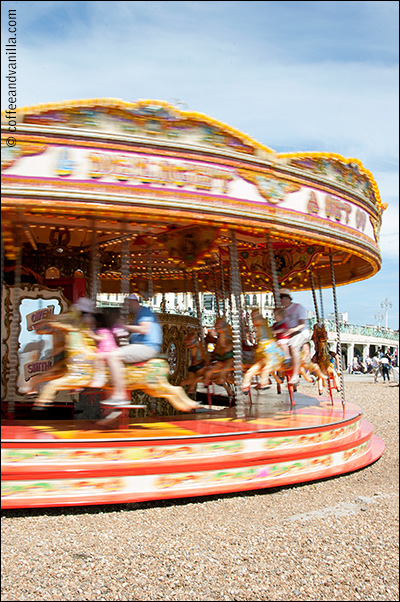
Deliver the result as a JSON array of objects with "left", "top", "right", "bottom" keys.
[{"left": 1, "top": 0, "right": 399, "bottom": 329}]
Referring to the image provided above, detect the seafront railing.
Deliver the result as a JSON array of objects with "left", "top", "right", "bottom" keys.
[{"left": 307, "top": 318, "right": 399, "bottom": 341}]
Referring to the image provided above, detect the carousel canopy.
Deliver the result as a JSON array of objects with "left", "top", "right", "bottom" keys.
[{"left": 1, "top": 98, "right": 386, "bottom": 294}]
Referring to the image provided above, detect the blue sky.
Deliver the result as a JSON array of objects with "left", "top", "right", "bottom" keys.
[{"left": 1, "top": 1, "right": 398, "bottom": 329}]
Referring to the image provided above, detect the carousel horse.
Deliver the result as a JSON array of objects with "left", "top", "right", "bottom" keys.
[
  {"left": 182, "top": 319, "right": 255, "bottom": 401},
  {"left": 30, "top": 316, "right": 199, "bottom": 413},
  {"left": 202, "top": 317, "right": 236, "bottom": 395},
  {"left": 311, "top": 323, "right": 341, "bottom": 396},
  {"left": 242, "top": 310, "right": 327, "bottom": 398},
  {"left": 180, "top": 330, "right": 211, "bottom": 394}
]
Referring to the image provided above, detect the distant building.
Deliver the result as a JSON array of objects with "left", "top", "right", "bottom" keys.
[{"left": 327, "top": 312, "right": 349, "bottom": 324}]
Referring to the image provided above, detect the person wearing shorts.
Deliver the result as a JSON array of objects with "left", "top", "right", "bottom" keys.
[
  {"left": 279, "top": 288, "right": 310, "bottom": 385},
  {"left": 100, "top": 294, "right": 162, "bottom": 406}
]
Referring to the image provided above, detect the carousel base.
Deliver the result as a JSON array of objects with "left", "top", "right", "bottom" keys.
[{"left": 1, "top": 386, "right": 384, "bottom": 509}]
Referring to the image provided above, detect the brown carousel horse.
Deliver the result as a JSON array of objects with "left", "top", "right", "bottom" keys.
[
  {"left": 203, "top": 317, "right": 235, "bottom": 389},
  {"left": 29, "top": 315, "right": 199, "bottom": 413},
  {"left": 242, "top": 310, "right": 327, "bottom": 404},
  {"left": 181, "top": 318, "right": 255, "bottom": 402},
  {"left": 311, "top": 323, "right": 341, "bottom": 400},
  {"left": 180, "top": 329, "right": 211, "bottom": 394}
]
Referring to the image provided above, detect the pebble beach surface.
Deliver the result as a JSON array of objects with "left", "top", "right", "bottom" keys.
[{"left": 1, "top": 375, "right": 399, "bottom": 602}]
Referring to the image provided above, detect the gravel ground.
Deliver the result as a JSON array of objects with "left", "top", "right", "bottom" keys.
[{"left": 1, "top": 375, "right": 399, "bottom": 602}]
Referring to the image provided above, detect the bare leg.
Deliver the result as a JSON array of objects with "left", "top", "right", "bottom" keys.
[
  {"left": 243, "top": 362, "right": 263, "bottom": 391},
  {"left": 34, "top": 374, "right": 72, "bottom": 408},
  {"left": 105, "top": 354, "right": 128, "bottom": 400},
  {"left": 279, "top": 342, "right": 291, "bottom": 361}
]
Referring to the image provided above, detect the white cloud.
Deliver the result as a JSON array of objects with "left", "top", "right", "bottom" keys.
[{"left": 375, "top": 171, "right": 399, "bottom": 261}]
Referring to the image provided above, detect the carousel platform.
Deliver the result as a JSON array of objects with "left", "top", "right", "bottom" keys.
[{"left": 1, "top": 386, "right": 384, "bottom": 509}]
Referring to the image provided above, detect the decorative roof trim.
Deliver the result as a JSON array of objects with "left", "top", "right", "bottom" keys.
[{"left": 1, "top": 98, "right": 384, "bottom": 210}]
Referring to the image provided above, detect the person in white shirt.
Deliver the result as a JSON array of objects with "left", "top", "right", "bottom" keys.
[
  {"left": 279, "top": 289, "right": 310, "bottom": 385},
  {"left": 372, "top": 354, "right": 381, "bottom": 383}
]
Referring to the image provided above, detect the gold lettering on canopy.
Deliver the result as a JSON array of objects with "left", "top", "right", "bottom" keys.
[{"left": 87, "top": 151, "right": 233, "bottom": 193}]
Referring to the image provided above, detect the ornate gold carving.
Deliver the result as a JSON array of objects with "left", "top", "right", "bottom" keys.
[{"left": 238, "top": 169, "right": 300, "bottom": 203}]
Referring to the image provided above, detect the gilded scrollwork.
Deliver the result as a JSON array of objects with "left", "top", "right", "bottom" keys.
[
  {"left": 1, "top": 284, "right": 68, "bottom": 402},
  {"left": 237, "top": 168, "right": 300, "bottom": 204}
]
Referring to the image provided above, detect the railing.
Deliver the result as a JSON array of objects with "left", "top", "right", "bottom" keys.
[
  {"left": 307, "top": 318, "right": 399, "bottom": 341},
  {"left": 97, "top": 300, "right": 399, "bottom": 342}
]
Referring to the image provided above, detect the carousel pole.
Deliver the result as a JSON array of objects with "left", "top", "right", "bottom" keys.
[
  {"left": 266, "top": 233, "right": 282, "bottom": 308},
  {"left": 146, "top": 246, "right": 156, "bottom": 415},
  {"left": 229, "top": 231, "right": 245, "bottom": 418},
  {"left": 212, "top": 262, "right": 221, "bottom": 319},
  {"left": 8, "top": 232, "right": 22, "bottom": 419},
  {"left": 219, "top": 251, "right": 226, "bottom": 318},
  {"left": 329, "top": 253, "right": 346, "bottom": 407},
  {"left": 161, "top": 282, "right": 166, "bottom": 313},
  {"left": 120, "top": 234, "right": 130, "bottom": 320},
  {"left": 147, "top": 248, "right": 154, "bottom": 305},
  {"left": 242, "top": 276, "right": 252, "bottom": 341},
  {"left": 309, "top": 272, "right": 321, "bottom": 324},
  {"left": 192, "top": 271, "right": 205, "bottom": 347},
  {"left": 89, "top": 224, "right": 99, "bottom": 305},
  {"left": 236, "top": 281, "right": 246, "bottom": 345},
  {"left": 183, "top": 271, "right": 189, "bottom": 311},
  {"left": 318, "top": 274, "right": 325, "bottom": 323},
  {"left": 227, "top": 269, "right": 233, "bottom": 324}
]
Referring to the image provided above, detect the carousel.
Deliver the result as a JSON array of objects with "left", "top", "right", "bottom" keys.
[{"left": 1, "top": 98, "right": 385, "bottom": 509}]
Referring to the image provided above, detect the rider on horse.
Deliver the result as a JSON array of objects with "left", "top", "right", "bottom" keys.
[
  {"left": 98, "top": 294, "right": 162, "bottom": 407},
  {"left": 279, "top": 289, "right": 310, "bottom": 386}
]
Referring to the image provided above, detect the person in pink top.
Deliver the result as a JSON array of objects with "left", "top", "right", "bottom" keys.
[{"left": 85, "top": 310, "right": 120, "bottom": 388}]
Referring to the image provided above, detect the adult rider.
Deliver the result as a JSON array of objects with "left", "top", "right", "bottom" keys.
[
  {"left": 100, "top": 294, "right": 162, "bottom": 406},
  {"left": 279, "top": 288, "right": 310, "bottom": 386}
]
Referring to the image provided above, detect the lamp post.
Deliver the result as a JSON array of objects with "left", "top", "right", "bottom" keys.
[
  {"left": 381, "top": 297, "right": 392, "bottom": 330},
  {"left": 374, "top": 310, "right": 383, "bottom": 329}
]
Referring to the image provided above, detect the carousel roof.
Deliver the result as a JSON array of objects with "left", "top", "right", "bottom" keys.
[{"left": 1, "top": 98, "right": 387, "bottom": 294}]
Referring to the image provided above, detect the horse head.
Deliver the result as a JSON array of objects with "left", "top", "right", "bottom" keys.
[
  {"left": 185, "top": 330, "right": 201, "bottom": 349},
  {"left": 313, "top": 323, "right": 328, "bottom": 342}
]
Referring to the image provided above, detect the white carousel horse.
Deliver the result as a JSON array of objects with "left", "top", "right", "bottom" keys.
[{"left": 30, "top": 317, "right": 199, "bottom": 413}]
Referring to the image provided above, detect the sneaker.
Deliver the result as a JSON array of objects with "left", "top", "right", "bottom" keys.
[
  {"left": 96, "top": 411, "right": 122, "bottom": 426},
  {"left": 101, "top": 399, "right": 131, "bottom": 407}
]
